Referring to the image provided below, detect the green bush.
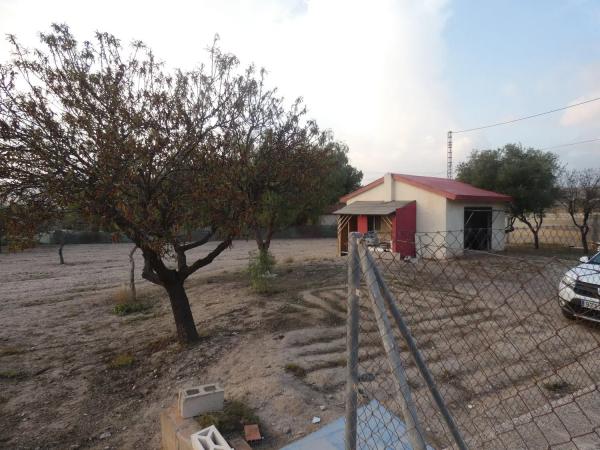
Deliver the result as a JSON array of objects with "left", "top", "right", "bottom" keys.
[
  {"left": 111, "top": 286, "right": 151, "bottom": 315},
  {"left": 197, "top": 399, "right": 259, "bottom": 434},
  {"left": 248, "top": 249, "right": 276, "bottom": 293},
  {"left": 113, "top": 302, "right": 149, "bottom": 315}
]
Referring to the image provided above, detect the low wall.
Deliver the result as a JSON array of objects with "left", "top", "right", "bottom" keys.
[{"left": 160, "top": 403, "right": 201, "bottom": 450}]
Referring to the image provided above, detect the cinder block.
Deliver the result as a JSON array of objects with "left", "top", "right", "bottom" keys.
[
  {"left": 179, "top": 384, "right": 224, "bottom": 419},
  {"left": 191, "top": 425, "right": 233, "bottom": 450}
]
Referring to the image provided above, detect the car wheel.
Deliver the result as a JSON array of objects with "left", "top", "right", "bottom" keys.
[{"left": 561, "top": 307, "right": 576, "bottom": 320}]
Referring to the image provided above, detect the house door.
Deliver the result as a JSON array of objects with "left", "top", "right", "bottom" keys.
[{"left": 464, "top": 207, "right": 492, "bottom": 250}]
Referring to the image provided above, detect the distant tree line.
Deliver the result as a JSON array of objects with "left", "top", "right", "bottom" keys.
[
  {"left": 456, "top": 143, "right": 600, "bottom": 253},
  {"left": 0, "top": 25, "right": 361, "bottom": 344}
]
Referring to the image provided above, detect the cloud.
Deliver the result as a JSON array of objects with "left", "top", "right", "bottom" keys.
[
  {"left": 500, "top": 82, "right": 518, "bottom": 97},
  {"left": 560, "top": 91, "right": 600, "bottom": 127},
  {"left": 0, "top": 0, "right": 454, "bottom": 182}
]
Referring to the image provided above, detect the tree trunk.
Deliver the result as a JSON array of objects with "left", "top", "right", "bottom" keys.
[
  {"left": 164, "top": 281, "right": 200, "bottom": 344},
  {"left": 519, "top": 216, "right": 541, "bottom": 249},
  {"left": 581, "top": 227, "right": 589, "bottom": 255},
  {"left": 264, "top": 224, "right": 275, "bottom": 251},
  {"left": 129, "top": 246, "right": 137, "bottom": 301},
  {"left": 58, "top": 242, "right": 65, "bottom": 264},
  {"left": 255, "top": 227, "right": 268, "bottom": 252}
]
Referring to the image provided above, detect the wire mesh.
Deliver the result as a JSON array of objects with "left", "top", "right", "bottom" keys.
[{"left": 348, "top": 227, "right": 600, "bottom": 449}]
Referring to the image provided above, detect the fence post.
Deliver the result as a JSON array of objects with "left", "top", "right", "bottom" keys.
[
  {"left": 345, "top": 232, "right": 360, "bottom": 450},
  {"left": 364, "top": 249, "right": 469, "bottom": 450},
  {"left": 358, "top": 243, "right": 427, "bottom": 450}
]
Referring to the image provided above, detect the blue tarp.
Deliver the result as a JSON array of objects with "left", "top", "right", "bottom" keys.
[{"left": 280, "top": 399, "right": 434, "bottom": 450}]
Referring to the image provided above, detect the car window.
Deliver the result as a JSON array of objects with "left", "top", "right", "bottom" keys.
[{"left": 589, "top": 253, "right": 600, "bottom": 264}]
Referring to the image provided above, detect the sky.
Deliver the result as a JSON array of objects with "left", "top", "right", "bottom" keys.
[{"left": 1, "top": 0, "right": 599, "bottom": 183}]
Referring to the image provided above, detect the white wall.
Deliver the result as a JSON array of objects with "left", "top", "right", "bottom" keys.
[
  {"left": 346, "top": 182, "right": 387, "bottom": 204},
  {"left": 393, "top": 180, "right": 447, "bottom": 232},
  {"left": 445, "top": 201, "right": 507, "bottom": 254}
]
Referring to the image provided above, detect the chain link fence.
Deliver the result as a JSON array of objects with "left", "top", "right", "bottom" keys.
[{"left": 346, "top": 227, "right": 600, "bottom": 449}]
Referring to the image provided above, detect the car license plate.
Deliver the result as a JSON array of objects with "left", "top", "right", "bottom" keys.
[{"left": 582, "top": 299, "right": 600, "bottom": 311}]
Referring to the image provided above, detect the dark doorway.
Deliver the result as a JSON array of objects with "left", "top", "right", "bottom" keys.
[
  {"left": 367, "top": 215, "right": 381, "bottom": 231},
  {"left": 464, "top": 207, "right": 492, "bottom": 250}
]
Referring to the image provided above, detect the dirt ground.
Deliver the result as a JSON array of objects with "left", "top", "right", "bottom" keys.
[
  {"left": 354, "top": 251, "right": 600, "bottom": 449},
  {"left": 0, "top": 239, "right": 350, "bottom": 450},
  {"left": 3, "top": 239, "right": 600, "bottom": 449}
]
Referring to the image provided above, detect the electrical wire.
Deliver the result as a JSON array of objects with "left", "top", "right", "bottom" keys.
[
  {"left": 453, "top": 96, "right": 600, "bottom": 134},
  {"left": 540, "top": 137, "right": 600, "bottom": 151}
]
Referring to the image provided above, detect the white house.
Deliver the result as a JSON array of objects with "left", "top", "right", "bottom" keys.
[{"left": 334, "top": 173, "right": 512, "bottom": 258}]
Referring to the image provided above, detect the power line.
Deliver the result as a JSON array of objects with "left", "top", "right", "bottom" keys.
[
  {"left": 540, "top": 137, "right": 600, "bottom": 151},
  {"left": 453, "top": 96, "right": 600, "bottom": 134}
]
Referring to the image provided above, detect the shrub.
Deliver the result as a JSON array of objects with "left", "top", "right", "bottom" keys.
[
  {"left": 247, "top": 249, "right": 276, "bottom": 293},
  {"left": 113, "top": 302, "right": 149, "bottom": 315},
  {"left": 111, "top": 286, "right": 150, "bottom": 315},
  {"left": 197, "top": 399, "right": 259, "bottom": 434}
]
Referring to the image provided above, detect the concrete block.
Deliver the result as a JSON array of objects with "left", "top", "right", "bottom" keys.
[
  {"left": 179, "top": 384, "right": 224, "bottom": 419},
  {"left": 191, "top": 425, "right": 233, "bottom": 450}
]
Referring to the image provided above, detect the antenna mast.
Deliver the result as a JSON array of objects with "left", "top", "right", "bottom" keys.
[{"left": 447, "top": 131, "right": 453, "bottom": 179}]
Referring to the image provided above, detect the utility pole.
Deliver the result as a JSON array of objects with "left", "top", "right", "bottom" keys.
[{"left": 447, "top": 130, "right": 453, "bottom": 179}]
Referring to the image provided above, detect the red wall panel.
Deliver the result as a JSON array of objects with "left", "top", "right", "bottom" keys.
[
  {"left": 357, "top": 215, "right": 368, "bottom": 233},
  {"left": 393, "top": 202, "right": 416, "bottom": 257}
]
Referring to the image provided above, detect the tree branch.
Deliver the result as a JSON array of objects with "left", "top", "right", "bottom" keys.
[
  {"left": 177, "top": 230, "right": 214, "bottom": 252},
  {"left": 142, "top": 258, "right": 164, "bottom": 286},
  {"left": 184, "top": 238, "right": 232, "bottom": 279}
]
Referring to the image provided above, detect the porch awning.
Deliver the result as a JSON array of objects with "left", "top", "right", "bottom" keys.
[{"left": 333, "top": 201, "right": 413, "bottom": 215}]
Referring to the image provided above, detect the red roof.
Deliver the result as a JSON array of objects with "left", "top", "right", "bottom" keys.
[{"left": 340, "top": 173, "right": 512, "bottom": 203}]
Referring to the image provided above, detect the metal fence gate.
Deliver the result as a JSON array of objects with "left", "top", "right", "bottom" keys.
[{"left": 345, "top": 229, "right": 600, "bottom": 449}]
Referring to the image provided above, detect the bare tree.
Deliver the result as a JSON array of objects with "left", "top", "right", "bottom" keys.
[{"left": 560, "top": 169, "right": 600, "bottom": 255}]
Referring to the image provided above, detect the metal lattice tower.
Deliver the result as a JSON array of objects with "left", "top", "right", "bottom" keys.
[{"left": 446, "top": 130, "right": 453, "bottom": 179}]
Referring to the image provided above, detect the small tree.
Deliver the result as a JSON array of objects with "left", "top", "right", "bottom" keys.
[
  {"left": 231, "top": 69, "right": 334, "bottom": 254},
  {"left": 0, "top": 26, "right": 251, "bottom": 344},
  {"left": 457, "top": 144, "right": 561, "bottom": 248},
  {"left": 322, "top": 141, "right": 363, "bottom": 205},
  {"left": 560, "top": 169, "right": 600, "bottom": 255}
]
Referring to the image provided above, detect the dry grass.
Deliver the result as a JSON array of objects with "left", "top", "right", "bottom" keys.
[
  {"left": 107, "top": 353, "right": 135, "bottom": 369},
  {"left": 0, "top": 369, "right": 25, "bottom": 379},
  {"left": 284, "top": 363, "right": 307, "bottom": 378},
  {"left": 111, "top": 286, "right": 134, "bottom": 304},
  {"left": 0, "top": 347, "right": 27, "bottom": 357}
]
